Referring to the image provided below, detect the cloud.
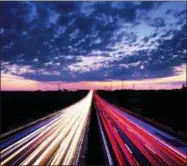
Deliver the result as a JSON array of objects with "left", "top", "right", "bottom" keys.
[
  {"left": 0, "top": 1, "right": 186, "bottom": 85},
  {"left": 138, "top": 1, "right": 164, "bottom": 11},
  {"left": 150, "top": 17, "right": 166, "bottom": 28}
]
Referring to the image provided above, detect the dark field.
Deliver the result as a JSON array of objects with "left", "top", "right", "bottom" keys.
[
  {"left": 98, "top": 89, "right": 186, "bottom": 133},
  {"left": 1, "top": 89, "right": 186, "bottom": 134},
  {"left": 1, "top": 90, "right": 88, "bottom": 133}
]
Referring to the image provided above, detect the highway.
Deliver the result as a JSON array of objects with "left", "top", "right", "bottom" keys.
[
  {"left": 0, "top": 91, "right": 93, "bottom": 165},
  {"left": 94, "top": 93, "right": 187, "bottom": 166}
]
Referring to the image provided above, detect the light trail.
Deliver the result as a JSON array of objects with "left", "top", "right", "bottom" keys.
[
  {"left": 0, "top": 91, "right": 93, "bottom": 165},
  {"left": 94, "top": 93, "right": 187, "bottom": 166}
]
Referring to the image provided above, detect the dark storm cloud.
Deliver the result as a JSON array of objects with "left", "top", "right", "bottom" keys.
[
  {"left": 0, "top": 1, "right": 186, "bottom": 82},
  {"left": 0, "top": 2, "right": 29, "bottom": 31},
  {"left": 142, "top": 37, "right": 149, "bottom": 43},
  {"left": 160, "top": 29, "right": 173, "bottom": 38},
  {"left": 138, "top": 1, "right": 164, "bottom": 11},
  {"left": 149, "top": 17, "right": 166, "bottom": 28},
  {"left": 166, "top": 9, "right": 186, "bottom": 18},
  {"left": 106, "top": 24, "right": 186, "bottom": 80}
]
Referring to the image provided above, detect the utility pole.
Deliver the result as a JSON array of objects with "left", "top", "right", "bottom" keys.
[
  {"left": 111, "top": 81, "right": 112, "bottom": 91},
  {"left": 182, "top": 83, "right": 186, "bottom": 90},
  {"left": 58, "top": 83, "right": 60, "bottom": 91},
  {"left": 121, "top": 79, "right": 123, "bottom": 90}
]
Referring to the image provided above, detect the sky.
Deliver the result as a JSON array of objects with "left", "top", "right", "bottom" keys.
[{"left": 1, "top": 1, "right": 186, "bottom": 90}]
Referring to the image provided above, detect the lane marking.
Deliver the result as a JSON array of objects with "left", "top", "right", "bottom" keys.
[{"left": 125, "top": 144, "right": 132, "bottom": 154}]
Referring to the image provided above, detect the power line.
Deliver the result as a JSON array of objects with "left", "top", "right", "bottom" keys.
[
  {"left": 47, "top": 82, "right": 61, "bottom": 91},
  {"left": 111, "top": 81, "right": 112, "bottom": 91}
]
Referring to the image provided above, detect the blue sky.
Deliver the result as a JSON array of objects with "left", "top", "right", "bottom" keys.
[{"left": 0, "top": 1, "right": 186, "bottom": 89}]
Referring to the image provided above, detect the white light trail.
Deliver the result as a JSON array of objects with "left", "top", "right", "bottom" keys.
[{"left": 0, "top": 91, "right": 93, "bottom": 165}]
